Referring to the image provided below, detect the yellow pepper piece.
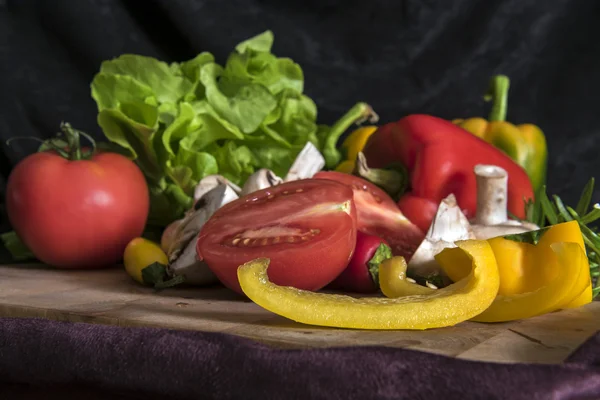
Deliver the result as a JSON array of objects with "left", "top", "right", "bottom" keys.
[
  {"left": 565, "top": 284, "right": 593, "bottom": 309},
  {"left": 444, "top": 221, "right": 591, "bottom": 299},
  {"left": 237, "top": 240, "right": 499, "bottom": 330},
  {"left": 335, "top": 126, "right": 378, "bottom": 173},
  {"left": 379, "top": 256, "right": 436, "bottom": 297},
  {"left": 537, "top": 221, "right": 593, "bottom": 308},
  {"left": 471, "top": 242, "right": 588, "bottom": 322}
]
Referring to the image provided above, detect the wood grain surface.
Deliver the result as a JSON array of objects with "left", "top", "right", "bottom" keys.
[{"left": 0, "top": 263, "right": 599, "bottom": 364}]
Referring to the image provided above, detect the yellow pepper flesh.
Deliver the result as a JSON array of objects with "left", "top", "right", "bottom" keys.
[
  {"left": 471, "top": 242, "right": 588, "bottom": 322},
  {"left": 379, "top": 256, "right": 436, "bottom": 297},
  {"left": 442, "top": 221, "right": 592, "bottom": 322},
  {"left": 237, "top": 240, "right": 500, "bottom": 330},
  {"left": 335, "top": 126, "right": 378, "bottom": 173}
]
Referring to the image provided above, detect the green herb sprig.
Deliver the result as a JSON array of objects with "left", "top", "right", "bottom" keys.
[{"left": 523, "top": 178, "right": 600, "bottom": 298}]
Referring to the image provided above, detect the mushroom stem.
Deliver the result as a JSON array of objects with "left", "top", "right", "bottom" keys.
[{"left": 474, "top": 164, "right": 508, "bottom": 226}]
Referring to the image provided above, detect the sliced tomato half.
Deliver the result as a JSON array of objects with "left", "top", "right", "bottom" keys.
[
  {"left": 196, "top": 179, "right": 357, "bottom": 294},
  {"left": 313, "top": 171, "right": 424, "bottom": 260}
]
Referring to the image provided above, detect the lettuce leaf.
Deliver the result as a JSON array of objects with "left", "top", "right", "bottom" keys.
[{"left": 90, "top": 30, "right": 369, "bottom": 227}]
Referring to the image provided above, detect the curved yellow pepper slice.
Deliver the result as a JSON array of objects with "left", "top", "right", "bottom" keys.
[
  {"left": 237, "top": 240, "right": 499, "bottom": 330},
  {"left": 379, "top": 256, "right": 436, "bottom": 296},
  {"left": 471, "top": 242, "right": 588, "bottom": 322},
  {"left": 440, "top": 221, "right": 592, "bottom": 322}
]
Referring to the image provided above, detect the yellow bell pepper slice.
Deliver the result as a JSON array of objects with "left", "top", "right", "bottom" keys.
[
  {"left": 471, "top": 242, "right": 588, "bottom": 322},
  {"left": 444, "top": 221, "right": 591, "bottom": 298},
  {"left": 379, "top": 256, "right": 436, "bottom": 297},
  {"left": 442, "top": 221, "right": 592, "bottom": 322},
  {"left": 237, "top": 240, "right": 499, "bottom": 330}
]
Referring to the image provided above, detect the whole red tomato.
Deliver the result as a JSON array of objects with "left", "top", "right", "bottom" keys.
[
  {"left": 196, "top": 179, "right": 357, "bottom": 295},
  {"left": 5, "top": 124, "right": 149, "bottom": 268}
]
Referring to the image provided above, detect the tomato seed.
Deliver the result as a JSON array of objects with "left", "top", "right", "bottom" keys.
[
  {"left": 296, "top": 189, "right": 303, "bottom": 193},
  {"left": 287, "top": 237, "right": 296, "bottom": 243},
  {"left": 261, "top": 238, "right": 269, "bottom": 245},
  {"left": 311, "top": 228, "right": 321, "bottom": 235},
  {"left": 243, "top": 238, "right": 251, "bottom": 246},
  {"left": 273, "top": 237, "right": 281, "bottom": 244},
  {"left": 232, "top": 238, "right": 241, "bottom": 245},
  {"left": 267, "top": 194, "right": 275, "bottom": 199}
]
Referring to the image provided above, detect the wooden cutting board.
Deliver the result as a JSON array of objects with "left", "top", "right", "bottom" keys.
[{"left": 0, "top": 262, "right": 598, "bottom": 364}]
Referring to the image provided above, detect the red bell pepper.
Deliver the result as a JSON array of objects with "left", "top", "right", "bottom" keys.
[{"left": 361, "top": 114, "right": 534, "bottom": 233}]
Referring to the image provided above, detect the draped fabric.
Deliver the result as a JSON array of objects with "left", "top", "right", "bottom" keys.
[
  {"left": 1, "top": 317, "right": 600, "bottom": 400},
  {"left": 2, "top": 0, "right": 600, "bottom": 208}
]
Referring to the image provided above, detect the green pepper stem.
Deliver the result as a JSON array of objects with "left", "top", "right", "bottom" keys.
[
  {"left": 355, "top": 152, "right": 408, "bottom": 201},
  {"left": 484, "top": 75, "right": 510, "bottom": 122},
  {"left": 367, "top": 242, "right": 393, "bottom": 287},
  {"left": 323, "top": 103, "right": 379, "bottom": 169},
  {"left": 155, "top": 274, "right": 186, "bottom": 289}
]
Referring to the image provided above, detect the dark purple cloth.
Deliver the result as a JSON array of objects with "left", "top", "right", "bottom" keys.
[{"left": 0, "top": 318, "right": 600, "bottom": 399}]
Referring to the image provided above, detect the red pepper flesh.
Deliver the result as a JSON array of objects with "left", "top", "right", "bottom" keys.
[{"left": 362, "top": 114, "right": 534, "bottom": 232}]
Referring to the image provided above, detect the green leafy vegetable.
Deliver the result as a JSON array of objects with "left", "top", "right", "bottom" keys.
[{"left": 90, "top": 30, "right": 373, "bottom": 227}]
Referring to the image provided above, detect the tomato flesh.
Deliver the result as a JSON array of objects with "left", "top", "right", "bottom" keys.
[
  {"left": 196, "top": 179, "right": 357, "bottom": 294},
  {"left": 313, "top": 171, "right": 424, "bottom": 260}
]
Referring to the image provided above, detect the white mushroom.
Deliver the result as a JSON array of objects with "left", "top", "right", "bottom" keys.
[
  {"left": 240, "top": 168, "right": 284, "bottom": 196},
  {"left": 407, "top": 194, "right": 475, "bottom": 285},
  {"left": 166, "top": 184, "right": 239, "bottom": 286},
  {"left": 284, "top": 141, "right": 326, "bottom": 182},
  {"left": 194, "top": 174, "right": 241, "bottom": 202},
  {"left": 406, "top": 164, "right": 539, "bottom": 286},
  {"left": 470, "top": 164, "right": 539, "bottom": 239}
]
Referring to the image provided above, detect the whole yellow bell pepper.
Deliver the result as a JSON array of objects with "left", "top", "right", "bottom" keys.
[
  {"left": 238, "top": 240, "right": 499, "bottom": 330},
  {"left": 442, "top": 221, "right": 592, "bottom": 322},
  {"left": 453, "top": 75, "right": 548, "bottom": 192},
  {"left": 335, "top": 126, "right": 378, "bottom": 173}
]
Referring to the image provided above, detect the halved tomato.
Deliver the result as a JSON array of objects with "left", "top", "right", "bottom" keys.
[
  {"left": 313, "top": 171, "right": 424, "bottom": 260},
  {"left": 196, "top": 179, "right": 357, "bottom": 294}
]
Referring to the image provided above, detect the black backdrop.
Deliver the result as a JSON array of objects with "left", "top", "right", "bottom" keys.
[{"left": 1, "top": 0, "right": 600, "bottom": 232}]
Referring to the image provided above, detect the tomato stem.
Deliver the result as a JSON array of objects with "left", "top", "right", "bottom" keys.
[
  {"left": 59, "top": 122, "right": 97, "bottom": 161},
  {"left": 5, "top": 122, "right": 97, "bottom": 161}
]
